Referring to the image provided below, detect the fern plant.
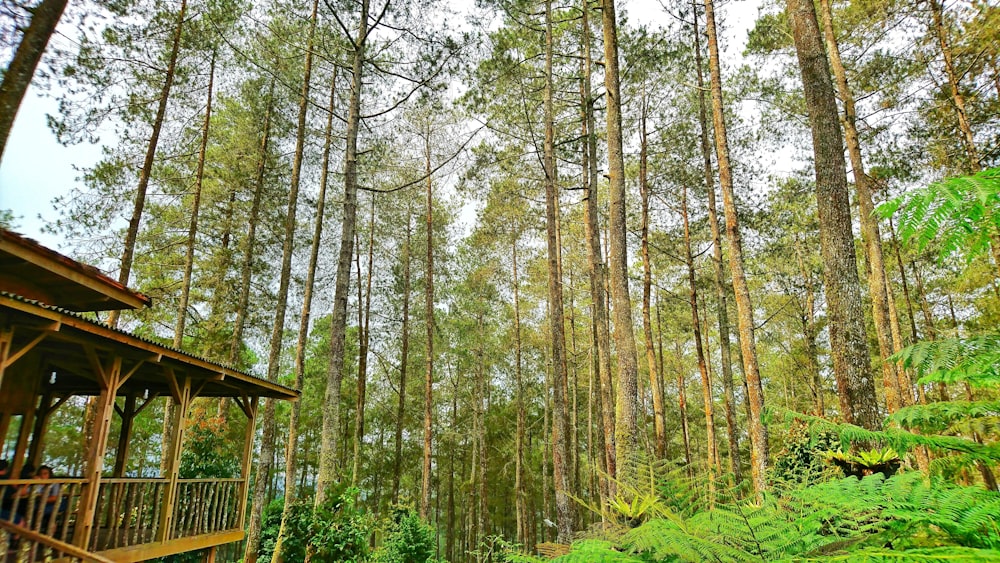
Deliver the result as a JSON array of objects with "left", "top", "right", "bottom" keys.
[{"left": 877, "top": 167, "right": 1000, "bottom": 267}]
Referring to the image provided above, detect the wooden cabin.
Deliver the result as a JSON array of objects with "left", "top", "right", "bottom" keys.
[{"left": 0, "top": 229, "right": 298, "bottom": 562}]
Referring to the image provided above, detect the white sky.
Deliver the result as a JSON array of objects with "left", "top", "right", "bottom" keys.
[{"left": 0, "top": 0, "right": 763, "bottom": 251}]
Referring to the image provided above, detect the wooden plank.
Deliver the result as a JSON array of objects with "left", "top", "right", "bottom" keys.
[
  {"left": 94, "top": 529, "right": 245, "bottom": 562},
  {"left": 0, "top": 519, "right": 116, "bottom": 563}
]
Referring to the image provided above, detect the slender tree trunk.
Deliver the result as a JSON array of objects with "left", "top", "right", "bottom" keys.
[
  {"left": 476, "top": 312, "right": 489, "bottom": 542},
  {"left": 421, "top": 121, "right": 436, "bottom": 520},
  {"left": 318, "top": 0, "right": 368, "bottom": 509},
  {"left": 229, "top": 81, "right": 274, "bottom": 366},
  {"left": 581, "top": 0, "right": 616, "bottom": 494},
  {"left": 245, "top": 3, "right": 317, "bottom": 559},
  {"left": 543, "top": 0, "right": 573, "bottom": 542},
  {"left": 0, "top": 0, "right": 68, "bottom": 161},
  {"left": 352, "top": 201, "right": 376, "bottom": 486},
  {"left": 393, "top": 203, "right": 412, "bottom": 505},
  {"left": 692, "top": 6, "right": 740, "bottom": 482},
  {"left": 639, "top": 98, "right": 667, "bottom": 460},
  {"left": 602, "top": 0, "right": 640, "bottom": 493},
  {"left": 174, "top": 53, "right": 216, "bottom": 350},
  {"left": 272, "top": 70, "right": 334, "bottom": 561},
  {"left": 929, "top": 0, "right": 979, "bottom": 171},
  {"left": 109, "top": 0, "right": 187, "bottom": 328},
  {"left": 675, "top": 342, "right": 693, "bottom": 472},
  {"left": 702, "top": 0, "right": 767, "bottom": 493},
  {"left": 682, "top": 184, "right": 720, "bottom": 479},
  {"left": 793, "top": 236, "right": 824, "bottom": 416},
  {"left": 818, "top": 0, "right": 906, "bottom": 412},
  {"left": 512, "top": 242, "right": 529, "bottom": 545}
]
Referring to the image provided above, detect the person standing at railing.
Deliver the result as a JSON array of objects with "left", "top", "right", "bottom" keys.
[{"left": 33, "top": 466, "right": 60, "bottom": 514}]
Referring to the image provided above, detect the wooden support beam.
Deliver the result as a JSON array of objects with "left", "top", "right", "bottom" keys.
[
  {"left": 1, "top": 322, "right": 58, "bottom": 369},
  {"left": 236, "top": 395, "right": 258, "bottom": 530},
  {"left": 112, "top": 394, "right": 138, "bottom": 478},
  {"left": 27, "top": 391, "right": 56, "bottom": 468},
  {"left": 73, "top": 354, "right": 124, "bottom": 550},
  {"left": 157, "top": 372, "right": 193, "bottom": 542},
  {"left": 0, "top": 325, "right": 11, "bottom": 393},
  {"left": 11, "top": 398, "right": 36, "bottom": 477}
]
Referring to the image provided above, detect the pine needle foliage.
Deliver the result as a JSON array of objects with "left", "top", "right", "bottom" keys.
[{"left": 877, "top": 167, "right": 1000, "bottom": 266}]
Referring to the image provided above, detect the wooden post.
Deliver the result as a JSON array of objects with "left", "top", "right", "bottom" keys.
[
  {"left": 0, "top": 325, "right": 11, "bottom": 398},
  {"left": 157, "top": 369, "right": 193, "bottom": 542},
  {"left": 12, "top": 400, "right": 36, "bottom": 476},
  {"left": 236, "top": 395, "right": 258, "bottom": 530},
  {"left": 27, "top": 391, "right": 56, "bottom": 468},
  {"left": 205, "top": 546, "right": 217, "bottom": 563},
  {"left": 73, "top": 352, "right": 124, "bottom": 550},
  {"left": 113, "top": 393, "right": 138, "bottom": 477}
]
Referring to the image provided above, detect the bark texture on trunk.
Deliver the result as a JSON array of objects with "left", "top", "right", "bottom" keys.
[
  {"left": 392, "top": 204, "right": 412, "bottom": 505},
  {"left": 817, "top": 0, "right": 909, "bottom": 412},
  {"left": 229, "top": 81, "right": 274, "bottom": 366},
  {"left": 581, "top": 0, "right": 616, "bottom": 493},
  {"left": 692, "top": 5, "right": 740, "bottom": 482},
  {"left": 602, "top": 0, "right": 641, "bottom": 492},
  {"left": 174, "top": 53, "right": 216, "bottom": 350},
  {"left": 786, "top": 0, "right": 879, "bottom": 430},
  {"left": 682, "top": 185, "right": 719, "bottom": 477},
  {"left": 318, "top": 0, "right": 368, "bottom": 509},
  {"left": 0, "top": 0, "right": 68, "bottom": 161},
  {"left": 545, "top": 0, "right": 573, "bottom": 542},
  {"left": 702, "top": 0, "right": 768, "bottom": 494},
  {"left": 639, "top": 101, "right": 667, "bottom": 460},
  {"left": 245, "top": 3, "right": 318, "bottom": 560},
  {"left": 421, "top": 121, "right": 435, "bottom": 520},
  {"left": 110, "top": 0, "right": 188, "bottom": 328},
  {"left": 273, "top": 62, "right": 337, "bottom": 563}
]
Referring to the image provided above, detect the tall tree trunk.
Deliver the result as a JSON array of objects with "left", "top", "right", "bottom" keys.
[
  {"left": 512, "top": 243, "right": 529, "bottom": 545},
  {"left": 393, "top": 203, "right": 412, "bottom": 504},
  {"left": 581, "top": 0, "right": 615, "bottom": 493},
  {"left": 421, "top": 120, "right": 436, "bottom": 520},
  {"left": 602, "top": 0, "right": 641, "bottom": 493},
  {"left": 675, "top": 342, "right": 693, "bottom": 472},
  {"left": 702, "top": 0, "right": 767, "bottom": 493},
  {"left": 174, "top": 53, "right": 216, "bottom": 349},
  {"left": 318, "top": 0, "right": 368, "bottom": 509},
  {"left": 272, "top": 71, "right": 335, "bottom": 563},
  {"left": 544, "top": 0, "right": 573, "bottom": 542},
  {"left": 352, "top": 200, "right": 376, "bottom": 486},
  {"left": 786, "top": 0, "right": 880, "bottom": 430},
  {"left": 929, "top": 0, "right": 979, "bottom": 171},
  {"left": 476, "top": 311, "right": 489, "bottom": 543},
  {"left": 109, "top": 0, "right": 187, "bottom": 328},
  {"left": 817, "top": 0, "right": 907, "bottom": 412},
  {"left": 245, "top": 3, "right": 317, "bottom": 559},
  {"left": 682, "top": 185, "right": 720, "bottom": 478},
  {"left": 793, "top": 235, "right": 824, "bottom": 416},
  {"left": 0, "top": 0, "right": 68, "bottom": 160},
  {"left": 229, "top": 81, "right": 274, "bottom": 365},
  {"left": 639, "top": 97, "right": 667, "bottom": 460},
  {"left": 692, "top": 5, "right": 740, "bottom": 482}
]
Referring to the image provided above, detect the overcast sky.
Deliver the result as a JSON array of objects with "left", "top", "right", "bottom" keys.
[{"left": 0, "top": 0, "right": 763, "bottom": 251}]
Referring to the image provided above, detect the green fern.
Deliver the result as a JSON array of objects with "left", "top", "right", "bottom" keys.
[
  {"left": 877, "top": 167, "right": 1000, "bottom": 266},
  {"left": 892, "top": 333, "right": 1000, "bottom": 388}
]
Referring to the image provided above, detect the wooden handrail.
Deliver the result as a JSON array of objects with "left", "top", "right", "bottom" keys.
[
  {"left": 0, "top": 478, "right": 88, "bottom": 486},
  {"left": 176, "top": 478, "right": 243, "bottom": 484},
  {"left": 0, "top": 519, "right": 116, "bottom": 563}
]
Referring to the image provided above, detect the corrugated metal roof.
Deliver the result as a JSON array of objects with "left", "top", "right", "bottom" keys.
[{"left": 0, "top": 290, "right": 298, "bottom": 397}]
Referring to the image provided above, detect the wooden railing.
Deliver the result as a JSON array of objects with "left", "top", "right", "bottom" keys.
[
  {"left": 0, "top": 478, "right": 86, "bottom": 548},
  {"left": 1, "top": 477, "right": 246, "bottom": 555},
  {"left": 171, "top": 479, "right": 242, "bottom": 539},
  {"left": 0, "top": 518, "right": 114, "bottom": 563},
  {"left": 90, "top": 478, "right": 167, "bottom": 551}
]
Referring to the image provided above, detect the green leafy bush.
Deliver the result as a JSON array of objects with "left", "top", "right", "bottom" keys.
[{"left": 371, "top": 506, "right": 440, "bottom": 563}]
